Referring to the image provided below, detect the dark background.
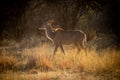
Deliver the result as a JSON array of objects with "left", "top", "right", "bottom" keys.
[{"left": 0, "top": 0, "right": 120, "bottom": 46}]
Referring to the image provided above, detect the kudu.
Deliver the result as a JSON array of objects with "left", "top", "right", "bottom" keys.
[{"left": 38, "top": 21, "right": 87, "bottom": 58}]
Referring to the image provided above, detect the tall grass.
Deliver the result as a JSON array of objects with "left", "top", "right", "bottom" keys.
[
  {"left": 0, "top": 43, "right": 120, "bottom": 74},
  {"left": 0, "top": 55, "right": 17, "bottom": 72},
  {"left": 77, "top": 48, "right": 120, "bottom": 73},
  {"left": 22, "top": 44, "right": 120, "bottom": 73}
]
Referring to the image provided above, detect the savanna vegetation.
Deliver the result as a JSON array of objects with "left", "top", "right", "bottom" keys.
[
  {"left": 0, "top": 0, "right": 120, "bottom": 80},
  {"left": 0, "top": 43, "right": 120, "bottom": 80}
]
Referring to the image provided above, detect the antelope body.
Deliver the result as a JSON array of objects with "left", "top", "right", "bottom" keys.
[{"left": 39, "top": 21, "right": 87, "bottom": 58}]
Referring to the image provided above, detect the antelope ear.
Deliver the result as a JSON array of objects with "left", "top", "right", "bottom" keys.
[
  {"left": 52, "top": 29, "right": 55, "bottom": 32},
  {"left": 48, "top": 19, "right": 54, "bottom": 24},
  {"left": 38, "top": 28, "right": 45, "bottom": 30}
]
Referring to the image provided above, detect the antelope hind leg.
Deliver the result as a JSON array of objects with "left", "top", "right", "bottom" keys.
[{"left": 75, "top": 43, "right": 81, "bottom": 55}]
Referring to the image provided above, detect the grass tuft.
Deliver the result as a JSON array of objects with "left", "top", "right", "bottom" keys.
[{"left": 0, "top": 55, "right": 17, "bottom": 72}]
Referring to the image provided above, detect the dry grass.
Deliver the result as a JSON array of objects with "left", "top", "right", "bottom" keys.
[
  {"left": 0, "top": 55, "right": 17, "bottom": 72},
  {"left": 0, "top": 43, "right": 120, "bottom": 80},
  {"left": 21, "top": 44, "right": 120, "bottom": 73},
  {"left": 77, "top": 48, "right": 120, "bottom": 73}
]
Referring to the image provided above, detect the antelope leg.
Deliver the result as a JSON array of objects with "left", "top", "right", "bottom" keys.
[
  {"left": 60, "top": 45, "right": 65, "bottom": 55},
  {"left": 75, "top": 43, "right": 81, "bottom": 54},
  {"left": 52, "top": 45, "right": 58, "bottom": 59}
]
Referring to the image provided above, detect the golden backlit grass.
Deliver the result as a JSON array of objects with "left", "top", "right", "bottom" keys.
[
  {"left": 21, "top": 44, "right": 120, "bottom": 74},
  {"left": 77, "top": 48, "right": 120, "bottom": 73},
  {"left": 0, "top": 55, "right": 17, "bottom": 72},
  {"left": 0, "top": 43, "right": 120, "bottom": 80},
  {"left": 0, "top": 44, "right": 120, "bottom": 74}
]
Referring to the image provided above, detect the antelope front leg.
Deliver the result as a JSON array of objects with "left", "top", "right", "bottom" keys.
[
  {"left": 60, "top": 45, "right": 65, "bottom": 55},
  {"left": 52, "top": 45, "right": 58, "bottom": 59}
]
